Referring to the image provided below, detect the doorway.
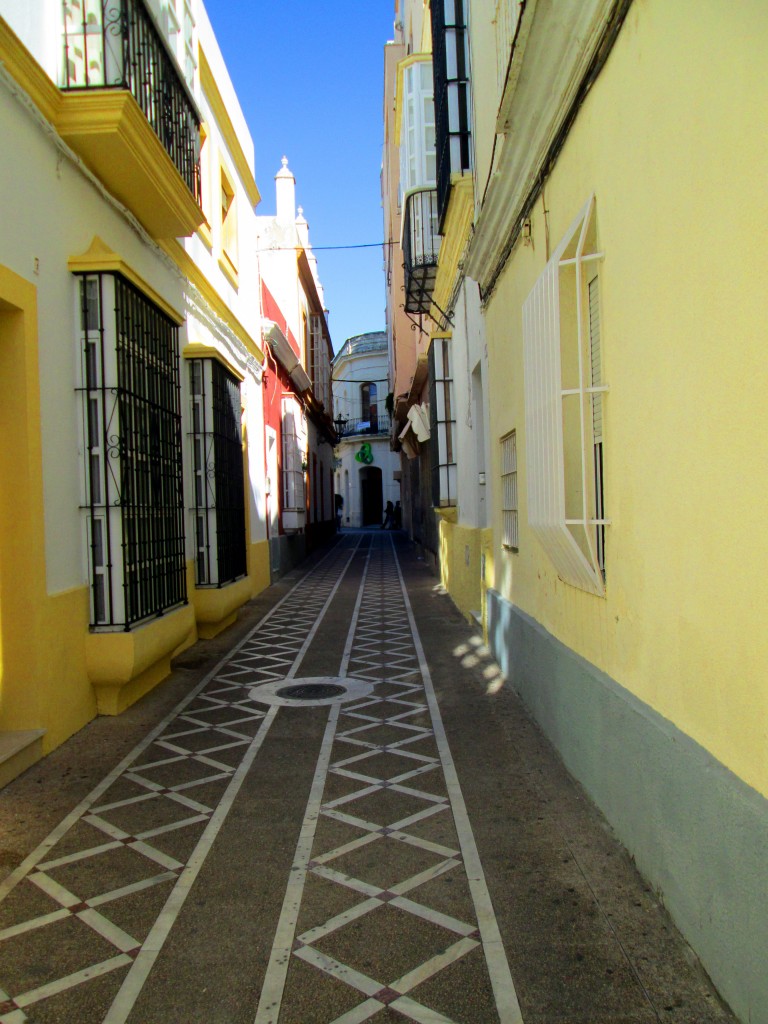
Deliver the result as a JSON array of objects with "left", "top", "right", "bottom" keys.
[{"left": 359, "top": 466, "right": 383, "bottom": 527}]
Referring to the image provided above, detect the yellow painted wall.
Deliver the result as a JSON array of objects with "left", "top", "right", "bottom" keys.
[
  {"left": 485, "top": 0, "right": 768, "bottom": 797},
  {"left": 249, "top": 539, "right": 271, "bottom": 597},
  {"left": 438, "top": 513, "right": 484, "bottom": 622},
  {"left": 0, "top": 267, "right": 95, "bottom": 753}
]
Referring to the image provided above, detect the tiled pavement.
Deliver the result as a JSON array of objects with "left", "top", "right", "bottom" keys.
[{"left": 0, "top": 533, "right": 736, "bottom": 1023}]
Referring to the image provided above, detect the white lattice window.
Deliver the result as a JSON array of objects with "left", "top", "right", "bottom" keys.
[
  {"left": 310, "top": 313, "right": 330, "bottom": 410},
  {"left": 399, "top": 58, "right": 436, "bottom": 201},
  {"left": 522, "top": 195, "right": 608, "bottom": 595},
  {"left": 281, "top": 397, "right": 306, "bottom": 511},
  {"left": 501, "top": 430, "right": 518, "bottom": 550}
]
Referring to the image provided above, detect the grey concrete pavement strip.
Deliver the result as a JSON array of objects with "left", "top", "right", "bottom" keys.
[
  {"left": 255, "top": 534, "right": 521, "bottom": 1024},
  {"left": 0, "top": 537, "right": 363, "bottom": 1024}
]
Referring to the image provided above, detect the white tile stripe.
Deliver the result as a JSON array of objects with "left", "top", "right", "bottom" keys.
[
  {"left": 388, "top": 536, "right": 524, "bottom": 1024},
  {"left": 253, "top": 704, "right": 342, "bottom": 1024}
]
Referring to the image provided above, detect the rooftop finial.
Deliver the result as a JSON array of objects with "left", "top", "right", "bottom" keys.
[{"left": 281, "top": 155, "right": 288, "bottom": 168}]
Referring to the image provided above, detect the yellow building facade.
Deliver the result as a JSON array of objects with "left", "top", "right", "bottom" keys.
[
  {"left": 450, "top": 2, "right": 768, "bottom": 1020},
  {"left": 0, "top": 0, "right": 270, "bottom": 786}
]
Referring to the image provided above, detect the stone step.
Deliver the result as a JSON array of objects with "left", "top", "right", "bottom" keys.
[{"left": 0, "top": 730, "right": 46, "bottom": 790}]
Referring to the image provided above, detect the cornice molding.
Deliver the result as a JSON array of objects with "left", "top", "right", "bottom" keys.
[
  {"left": 68, "top": 236, "right": 184, "bottom": 324},
  {"left": 182, "top": 343, "right": 245, "bottom": 381},
  {"left": 0, "top": 17, "right": 61, "bottom": 122},
  {"left": 161, "top": 239, "right": 264, "bottom": 363},
  {"left": 464, "top": 0, "right": 617, "bottom": 294}
]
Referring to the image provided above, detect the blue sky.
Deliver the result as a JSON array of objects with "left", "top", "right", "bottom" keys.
[{"left": 203, "top": 1, "right": 395, "bottom": 351}]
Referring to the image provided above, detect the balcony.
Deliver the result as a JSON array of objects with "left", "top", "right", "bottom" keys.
[
  {"left": 402, "top": 188, "right": 440, "bottom": 314},
  {"left": 338, "top": 411, "right": 392, "bottom": 440},
  {"left": 60, "top": 0, "right": 203, "bottom": 239}
]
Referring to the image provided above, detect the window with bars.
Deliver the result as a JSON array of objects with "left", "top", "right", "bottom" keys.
[
  {"left": 429, "top": 337, "right": 457, "bottom": 507},
  {"left": 431, "top": 0, "right": 472, "bottom": 226},
  {"left": 77, "top": 273, "right": 186, "bottom": 629},
  {"left": 188, "top": 359, "right": 247, "bottom": 588},
  {"left": 501, "top": 430, "right": 518, "bottom": 550},
  {"left": 522, "top": 195, "right": 608, "bottom": 595}
]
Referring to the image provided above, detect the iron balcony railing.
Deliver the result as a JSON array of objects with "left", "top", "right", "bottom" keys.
[
  {"left": 402, "top": 188, "right": 441, "bottom": 315},
  {"left": 62, "top": 0, "right": 201, "bottom": 202},
  {"left": 337, "top": 411, "right": 392, "bottom": 439}
]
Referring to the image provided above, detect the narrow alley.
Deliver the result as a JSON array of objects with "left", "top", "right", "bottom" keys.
[{"left": 0, "top": 534, "right": 732, "bottom": 1024}]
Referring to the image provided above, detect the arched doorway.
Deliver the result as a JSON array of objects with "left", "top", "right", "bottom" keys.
[{"left": 359, "top": 466, "right": 383, "bottom": 527}]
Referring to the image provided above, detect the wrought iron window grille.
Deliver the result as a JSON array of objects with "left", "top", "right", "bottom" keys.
[
  {"left": 62, "top": 0, "right": 201, "bottom": 202},
  {"left": 431, "top": 0, "right": 472, "bottom": 227},
  {"left": 76, "top": 271, "right": 187, "bottom": 629},
  {"left": 188, "top": 359, "right": 247, "bottom": 588}
]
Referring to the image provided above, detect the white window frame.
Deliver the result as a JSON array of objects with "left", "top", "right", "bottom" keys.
[
  {"left": 399, "top": 58, "right": 436, "bottom": 199},
  {"left": 431, "top": 337, "right": 457, "bottom": 507},
  {"left": 500, "top": 430, "right": 518, "bottom": 550},
  {"left": 522, "top": 194, "right": 608, "bottom": 595},
  {"left": 281, "top": 396, "right": 306, "bottom": 512},
  {"left": 310, "top": 313, "right": 330, "bottom": 410}
]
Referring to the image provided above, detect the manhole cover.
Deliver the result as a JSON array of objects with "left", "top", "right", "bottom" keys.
[
  {"left": 276, "top": 683, "right": 346, "bottom": 700},
  {"left": 248, "top": 676, "right": 375, "bottom": 708}
]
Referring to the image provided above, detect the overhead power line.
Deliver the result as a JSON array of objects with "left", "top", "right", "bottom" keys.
[{"left": 257, "top": 241, "right": 394, "bottom": 253}]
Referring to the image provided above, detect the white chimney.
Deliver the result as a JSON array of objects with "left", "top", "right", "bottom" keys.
[{"left": 275, "top": 156, "right": 295, "bottom": 225}]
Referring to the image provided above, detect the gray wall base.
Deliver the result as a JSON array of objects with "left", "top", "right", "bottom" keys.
[
  {"left": 487, "top": 590, "right": 768, "bottom": 1024},
  {"left": 269, "top": 533, "right": 307, "bottom": 583}
]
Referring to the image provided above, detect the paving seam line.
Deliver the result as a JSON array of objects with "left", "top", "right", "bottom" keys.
[{"left": 254, "top": 535, "right": 375, "bottom": 1024}]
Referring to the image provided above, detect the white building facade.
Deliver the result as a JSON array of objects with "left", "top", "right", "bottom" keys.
[
  {"left": 0, "top": 0, "right": 270, "bottom": 781},
  {"left": 333, "top": 332, "right": 400, "bottom": 529}
]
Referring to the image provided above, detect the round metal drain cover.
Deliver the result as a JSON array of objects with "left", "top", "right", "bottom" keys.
[
  {"left": 248, "top": 675, "right": 375, "bottom": 708},
  {"left": 276, "top": 683, "right": 346, "bottom": 700}
]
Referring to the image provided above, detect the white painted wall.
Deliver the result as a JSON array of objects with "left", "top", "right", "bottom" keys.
[
  {"left": 0, "top": 89, "right": 184, "bottom": 594},
  {"left": 332, "top": 335, "right": 401, "bottom": 527}
]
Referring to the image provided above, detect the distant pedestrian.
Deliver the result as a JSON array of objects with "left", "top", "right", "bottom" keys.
[
  {"left": 335, "top": 493, "right": 343, "bottom": 531},
  {"left": 382, "top": 500, "right": 395, "bottom": 529}
]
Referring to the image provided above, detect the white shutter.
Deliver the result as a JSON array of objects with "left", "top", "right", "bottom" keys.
[
  {"left": 589, "top": 275, "right": 602, "bottom": 444},
  {"left": 522, "top": 196, "right": 605, "bottom": 596}
]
